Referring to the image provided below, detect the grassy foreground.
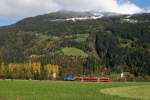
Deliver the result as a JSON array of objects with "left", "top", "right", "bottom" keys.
[
  {"left": 101, "top": 85, "right": 150, "bottom": 100},
  {"left": 0, "top": 80, "right": 149, "bottom": 100}
]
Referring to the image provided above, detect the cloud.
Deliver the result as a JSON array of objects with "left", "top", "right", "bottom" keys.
[
  {"left": 0, "top": 0, "right": 146, "bottom": 18},
  {"left": 0, "top": 0, "right": 60, "bottom": 18},
  {"left": 147, "top": 7, "right": 150, "bottom": 13},
  {"left": 54, "top": 0, "right": 144, "bottom": 14}
]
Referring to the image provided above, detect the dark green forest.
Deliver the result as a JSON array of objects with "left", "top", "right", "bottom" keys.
[{"left": 0, "top": 11, "right": 149, "bottom": 80}]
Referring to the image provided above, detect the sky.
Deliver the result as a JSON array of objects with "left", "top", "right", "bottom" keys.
[{"left": 0, "top": 0, "right": 150, "bottom": 26}]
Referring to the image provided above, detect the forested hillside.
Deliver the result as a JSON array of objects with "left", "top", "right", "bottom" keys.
[{"left": 0, "top": 11, "right": 149, "bottom": 80}]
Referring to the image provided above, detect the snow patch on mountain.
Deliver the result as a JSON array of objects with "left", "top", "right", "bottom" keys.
[{"left": 50, "top": 15, "right": 103, "bottom": 22}]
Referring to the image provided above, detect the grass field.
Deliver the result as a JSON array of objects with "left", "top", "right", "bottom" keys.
[
  {"left": 0, "top": 80, "right": 149, "bottom": 100},
  {"left": 62, "top": 47, "right": 88, "bottom": 57},
  {"left": 101, "top": 85, "right": 150, "bottom": 100}
]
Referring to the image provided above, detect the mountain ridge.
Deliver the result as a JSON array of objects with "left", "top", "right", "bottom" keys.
[{"left": 1, "top": 11, "right": 149, "bottom": 28}]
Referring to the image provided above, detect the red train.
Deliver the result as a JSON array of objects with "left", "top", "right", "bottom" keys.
[{"left": 75, "top": 76, "right": 112, "bottom": 82}]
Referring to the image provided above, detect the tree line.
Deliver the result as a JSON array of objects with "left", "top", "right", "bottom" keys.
[{"left": 0, "top": 62, "right": 59, "bottom": 80}]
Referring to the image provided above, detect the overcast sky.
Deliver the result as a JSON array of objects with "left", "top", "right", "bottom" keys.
[{"left": 0, "top": 0, "right": 150, "bottom": 26}]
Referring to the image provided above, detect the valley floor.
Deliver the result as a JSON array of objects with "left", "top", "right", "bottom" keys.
[{"left": 0, "top": 80, "right": 149, "bottom": 100}]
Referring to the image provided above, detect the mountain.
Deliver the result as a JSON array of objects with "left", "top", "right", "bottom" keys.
[
  {"left": 0, "top": 11, "right": 122, "bottom": 35},
  {"left": 0, "top": 11, "right": 150, "bottom": 78}
]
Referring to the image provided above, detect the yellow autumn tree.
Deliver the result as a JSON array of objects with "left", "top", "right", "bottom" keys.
[
  {"left": 32, "top": 62, "right": 41, "bottom": 74},
  {"left": 7, "top": 63, "right": 34, "bottom": 79},
  {"left": 1, "top": 62, "right": 59, "bottom": 80},
  {"left": 0, "top": 63, "right": 5, "bottom": 78},
  {"left": 31, "top": 62, "right": 41, "bottom": 79},
  {"left": 8, "top": 63, "right": 20, "bottom": 78},
  {"left": 8, "top": 63, "right": 14, "bottom": 73},
  {"left": 44, "top": 64, "right": 59, "bottom": 79}
]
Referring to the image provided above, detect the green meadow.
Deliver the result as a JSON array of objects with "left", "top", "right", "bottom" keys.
[
  {"left": 101, "top": 85, "right": 150, "bottom": 100},
  {"left": 0, "top": 80, "right": 149, "bottom": 100},
  {"left": 62, "top": 47, "right": 88, "bottom": 57}
]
